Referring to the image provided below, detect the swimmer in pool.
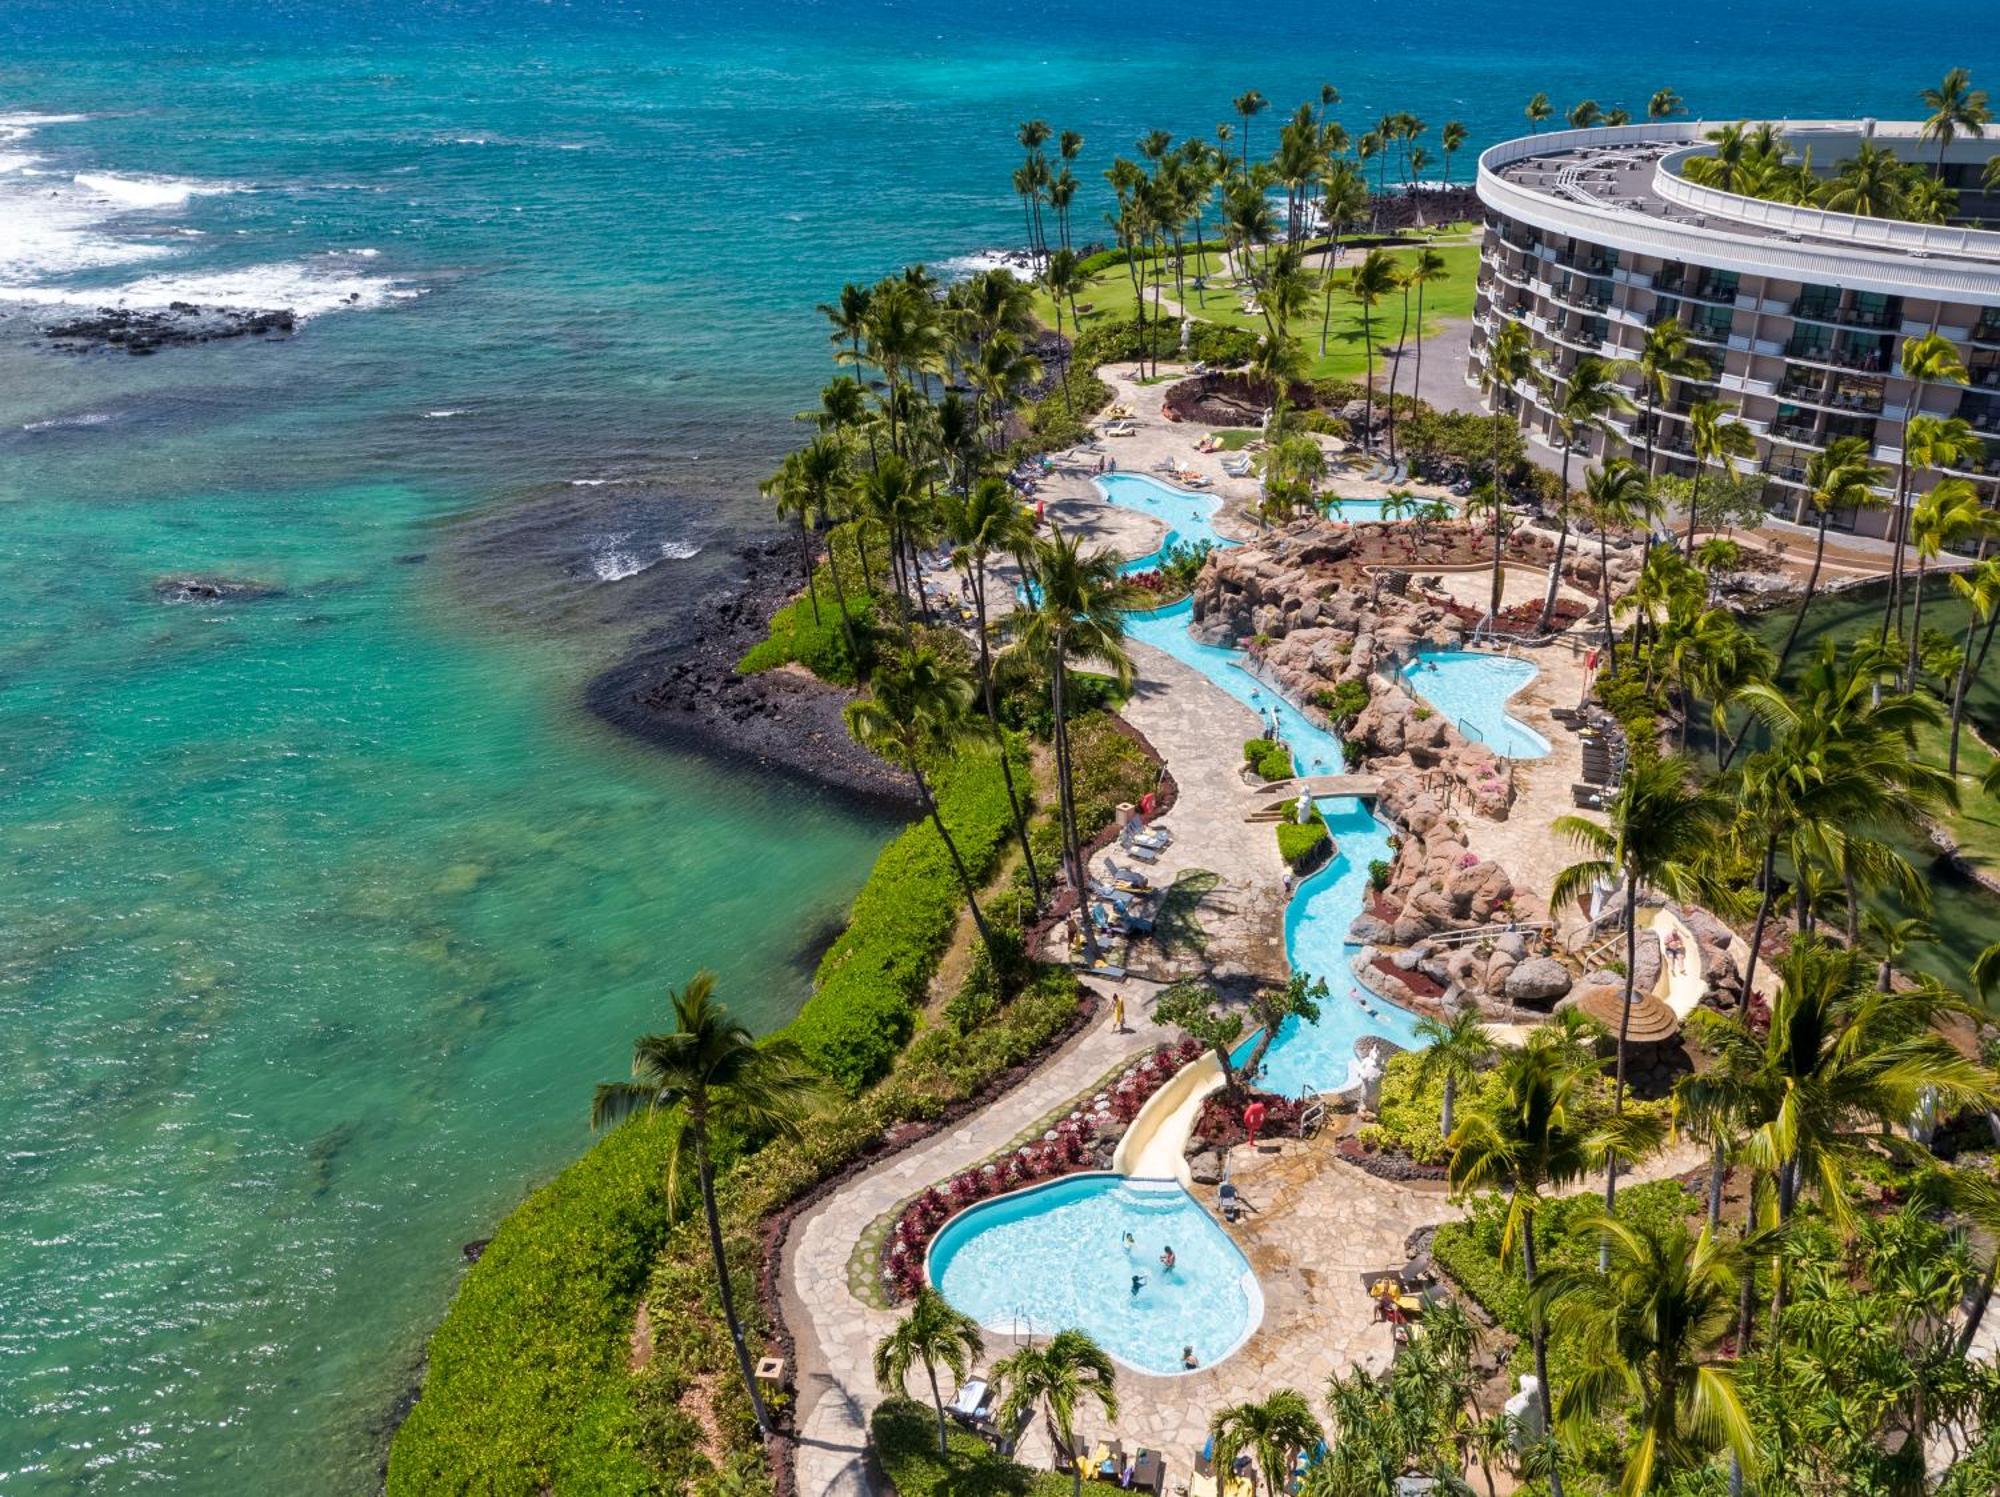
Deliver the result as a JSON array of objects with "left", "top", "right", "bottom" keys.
[
  {"left": 1131, "top": 1273, "right": 1147, "bottom": 1297},
  {"left": 1182, "top": 1345, "right": 1199, "bottom": 1370},
  {"left": 1160, "top": 1246, "right": 1176, "bottom": 1271},
  {"left": 1122, "top": 1231, "right": 1135, "bottom": 1249}
]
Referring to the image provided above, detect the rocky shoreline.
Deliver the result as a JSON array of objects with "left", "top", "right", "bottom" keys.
[
  {"left": 39, "top": 302, "right": 298, "bottom": 355},
  {"left": 585, "top": 538, "right": 920, "bottom": 812}
]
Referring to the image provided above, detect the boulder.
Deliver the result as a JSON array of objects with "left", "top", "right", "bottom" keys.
[{"left": 1505, "top": 955, "right": 1574, "bottom": 1006}]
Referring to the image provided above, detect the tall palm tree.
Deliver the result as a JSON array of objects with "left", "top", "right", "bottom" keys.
[
  {"left": 994, "top": 1328, "right": 1119, "bottom": 1497},
  {"left": 1404, "top": 247, "right": 1452, "bottom": 411},
  {"left": 591, "top": 974, "right": 827, "bottom": 1435},
  {"left": 1567, "top": 100, "right": 1604, "bottom": 129},
  {"left": 1892, "top": 416, "right": 1986, "bottom": 667},
  {"left": 1233, "top": 89, "right": 1270, "bottom": 171},
  {"left": 1947, "top": 556, "right": 2000, "bottom": 775},
  {"left": 1412, "top": 1007, "right": 1496, "bottom": 1140},
  {"left": 1211, "top": 1390, "right": 1324, "bottom": 1497},
  {"left": 1541, "top": 356, "right": 1636, "bottom": 629},
  {"left": 1582, "top": 459, "right": 1650, "bottom": 673},
  {"left": 1015, "top": 533, "right": 1140, "bottom": 917},
  {"left": 942, "top": 477, "right": 1043, "bottom": 902},
  {"left": 1347, "top": 249, "right": 1400, "bottom": 451},
  {"left": 1532, "top": 1215, "right": 1758, "bottom": 1495},
  {"left": 1881, "top": 337, "right": 1972, "bottom": 665},
  {"left": 874, "top": 1288, "right": 984, "bottom": 1455},
  {"left": 1477, "top": 318, "right": 1538, "bottom": 621},
  {"left": 1316, "top": 161, "right": 1370, "bottom": 355},
  {"left": 1628, "top": 319, "right": 1712, "bottom": 482},
  {"left": 1648, "top": 88, "right": 1685, "bottom": 121},
  {"left": 1448, "top": 1035, "right": 1610, "bottom": 1497},
  {"left": 1775, "top": 436, "right": 1884, "bottom": 676},
  {"left": 1440, "top": 121, "right": 1468, "bottom": 185},
  {"left": 1526, "top": 93, "right": 1553, "bottom": 133},
  {"left": 844, "top": 646, "right": 1001, "bottom": 953},
  {"left": 1918, "top": 67, "right": 1990, "bottom": 178},
  {"left": 1552, "top": 756, "right": 1729, "bottom": 1225},
  {"left": 1904, "top": 477, "right": 1993, "bottom": 688},
  {"left": 818, "top": 281, "right": 874, "bottom": 390},
  {"left": 762, "top": 450, "right": 824, "bottom": 626},
  {"left": 1680, "top": 399, "right": 1757, "bottom": 556},
  {"left": 1817, "top": 141, "right": 1909, "bottom": 217}
]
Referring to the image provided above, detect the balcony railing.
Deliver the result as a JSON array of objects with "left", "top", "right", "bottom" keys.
[
  {"left": 1974, "top": 316, "right": 2000, "bottom": 344},
  {"left": 1790, "top": 299, "right": 1898, "bottom": 329},
  {"left": 1771, "top": 421, "right": 1820, "bottom": 443}
]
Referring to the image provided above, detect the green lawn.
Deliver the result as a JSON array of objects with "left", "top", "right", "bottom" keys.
[{"left": 1030, "top": 239, "right": 1481, "bottom": 383}]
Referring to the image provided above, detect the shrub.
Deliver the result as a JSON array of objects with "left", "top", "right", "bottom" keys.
[
  {"left": 737, "top": 592, "right": 876, "bottom": 684},
  {"left": 1276, "top": 808, "right": 1330, "bottom": 871},
  {"left": 871, "top": 1397, "right": 1073, "bottom": 1497},
  {"left": 1243, "top": 737, "right": 1295, "bottom": 781},
  {"left": 1356, "top": 1051, "right": 1503, "bottom": 1164},
  {"left": 1367, "top": 858, "right": 1392, "bottom": 892},
  {"left": 998, "top": 669, "right": 1123, "bottom": 739},
  {"left": 1308, "top": 679, "right": 1371, "bottom": 727},
  {"left": 786, "top": 744, "right": 1023, "bottom": 1092},
  {"left": 1064, "top": 712, "right": 1159, "bottom": 832},
  {"left": 1186, "top": 321, "right": 1260, "bottom": 366}
]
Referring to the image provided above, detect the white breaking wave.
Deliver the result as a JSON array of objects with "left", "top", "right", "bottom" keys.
[
  {"left": 22, "top": 411, "right": 111, "bottom": 431},
  {"left": 73, "top": 172, "right": 239, "bottom": 209},
  {"left": 588, "top": 535, "right": 703, "bottom": 581},
  {"left": 568, "top": 477, "right": 647, "bottom": 487},
  {"left": 423, "top": 408, "right": 467, "bottom": 419},
  {"left": 937, "top": 248, "right": 1034, "bottom": 281},
  {"left": 1, "top": 263, "right": 425, "bottom": 320},
  {"left": 0, "top": 113, "right": 89, "bottom": 145}
]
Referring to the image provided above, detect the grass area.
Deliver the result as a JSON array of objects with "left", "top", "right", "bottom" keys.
[{"left": 1031, "top": 240, "right": 1480, "bottom": 383}]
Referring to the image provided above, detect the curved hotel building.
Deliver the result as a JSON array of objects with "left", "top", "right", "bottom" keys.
[{"left": 1468, "top": 121, "right": 2000, "bottom": 541}]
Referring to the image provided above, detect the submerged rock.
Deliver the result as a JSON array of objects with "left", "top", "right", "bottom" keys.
[
  {"left": 45, "top": 303, "right": 297, "bottom": 355},
  {"left": 153, "top": 574, "right": 284, "bottom": 604}
]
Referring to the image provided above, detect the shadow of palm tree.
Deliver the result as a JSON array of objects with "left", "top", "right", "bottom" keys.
[{"left": 1152, "top": 867, "right": 1221, "bottom": 956}]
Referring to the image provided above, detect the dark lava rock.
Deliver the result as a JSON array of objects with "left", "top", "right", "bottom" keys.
[
  {"left": 153, "top": 574, "right": 284, "bottom": 604},
  {"left": 45, "top": 303, "right": 297, "bottom": 355}
]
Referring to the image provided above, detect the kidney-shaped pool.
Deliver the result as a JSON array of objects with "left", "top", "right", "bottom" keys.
[{"left": 927, "top": 1173, "right": 1261, "bottom": 1374}]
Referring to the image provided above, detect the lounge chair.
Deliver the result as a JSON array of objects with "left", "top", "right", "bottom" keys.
[
  {"left": 1218, "top": 1180, "right": 1243, "bottom": 1222},
  {"left": 1103, "top": 860, "right": 1152, "bottom": 890},
  {"left": 1122, "top": 822, "right": 1171, "bottom": 853},
  {"left": 947, "top": 1379, "right": 995, "bottom": 1424}
]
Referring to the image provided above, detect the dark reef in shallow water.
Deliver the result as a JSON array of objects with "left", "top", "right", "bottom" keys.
[
  {"left": 40, "top": 302, "right": 297, "bottom": 355},
  {"left": 153, "top": 574, "right": 284, "bottom": 604},
  {"left": 587, "top": 537, "right": 919, "bottom": 812}
]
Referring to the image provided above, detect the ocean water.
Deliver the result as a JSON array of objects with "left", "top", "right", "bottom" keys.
[{"left": 0, "top": 1, "right": 1992, "bottom": 1490}]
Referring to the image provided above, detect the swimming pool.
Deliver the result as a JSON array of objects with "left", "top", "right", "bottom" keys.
[
  {"left": 1401, "top": 651, "right": 1552, "bottom": 760},
  {"left": 1092, "top": 472, "right": 1230, "bottom": 549},
  {"left": 928, "top": 1173, "right": 1261, "bottom": 1375}
]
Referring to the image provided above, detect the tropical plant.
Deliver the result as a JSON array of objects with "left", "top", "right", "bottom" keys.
[
  {"left": 1316, "top": 160, "right": 1371, "bottom": 355},
  {"left": 1904, "top": 477, "right": 1994, "bottom": 687},
  {"left": 1346, "top": 249, "right": 1400, "bottom": 448},
  {"left": 1679, "top": 399, "right": 1757, "bottom": 556},
  {"left": 590, "top": 973, "right": 828, "bottom": 1435},
  {"left": 874, "top": 1289, "right": 985, "bottom": 1455},
  {"left": 1210, "top": 1389, "right": 1324, "bottom": 1497},
  {"left": 1648, "top": 89, "right": 1684, "bottom": 121},
  {"left": 1581, "top": 459, "right": 1650, "bottom": 672},
  {"left": 1477, "top": 318, "right": 1538, "bottom": 619},
  {"left": 994, "top": 1328, "right": 1119, "bottom": 1497},
  {"left": 1947, "top": 556, "right": 2000, "bottom": 775},
  {"left": 1412, "top": 1007, "right": 1497, "bottom": 1141},
  {"left": 1919, "top": 67, "right": 1991, "bottom": 178},
  {"left": 1541, "top": 355, "right": 1635, "bottom": 629},
  {"left": 1526, "top": 93, "right": 1553, "bottom": 133},
  {"left": 1819, "top": 141, "right": 1910, "bottom": 217},
  {"left": 1774, "top": 436, "right": 1885, "bottom": 676},
  {"left": 844, "top": 646, "right": 1002, "bottom": 953},
  {"left": 1627, "top": 319, "right": 1712, "bottom": 481},
  {"left": 1881, "top": 337, "right": 1972, "bottom": 673},
  {"left": 1532, "top": 1214, "right": 1758, "bottom": 1495}
]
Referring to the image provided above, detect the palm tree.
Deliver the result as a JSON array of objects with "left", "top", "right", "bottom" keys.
[
  {"left": 762, "top": 450, "right": 823, "bottom": 626},
  {"left": 1404, "top": 247, "right": 1452, "bottom": 412},
  {"left": 591, "top": 974, "right": 827, "bottom": 1435},
  {"left": 1541, "top": 356, "right": 1635, "bottom": 630},
  {"left": 1477, "top": 318, "right": 1538, "bottom": 621},
  {"left": 1233, "top": 89, "right": 1270, "bottom": 171},
  {"left": 1567, "top": 100, "right": 1604, "bottom": 130},
  {"left": 1346, "top": 249, "right": 1400, "bottom": 450},
  {"left": 1532, "top": 1215, "right": 1758, "bottom": 1494},
  {"left": 1316, "top": 161, "right": 1370, "bottom": 355},
  {"left": 1818, "top": 141, "right": 1909, "bottom": 217},
  {"left": 874, "top": 1288, "right": 984, "bottom": 1455},
  {"left": 1552, "top": 756, "right": 1729, "bottom": 1225},
  {"left": 1904, "top": 477, "right": 1993, "bottom": 687},
  {"left": 819, "top": 281, "right": 874, "bottom": 390},
  {"left": 1448, "top": 1036, "right": 1607, "bottom": 1497},
  {"left": 942, "top": 477, "right": 1043, "bottom": 902},
  {"left": 1016, "top": 533, "right": 1140, "bottom": 917},
  {"left": 1581, "top": 459, "right": 1649, "bottom": 673},
  {"left": 1525, "top": 93, "right": 1553, "bottom": 133},
  {"left": 1891, "top": 416, "right": 1986, "bottom": 669},
  {"left": 1440, "top": 121, "right": 1468, "bottom": 185},
  {"left": 1775, "top": 437, "right": 1885, "bottom": 676},
  {"left": 1919, "top": 67, "right": 1990, "bottom": 178},
  {"left": 1882, "top": 337, "right": 1972, "bottom": 665},
  {"left": 1648, "top": 88, "right": 1685, "bottom": 121},
  {"left": 844, "top": 647, "right": 1001, "bottom": 953},
  {"left": 994, "top": 1328, "right": 1119, "bottom": 1497},
  {"left": 1211, "top": 1390, "right": 1324, "bottom": 1497},
  {"left": 1679, "top": 399, "right": 1757, "bottom": 556},
  {"left": 1629, "top": 320, "right": 1712, "bottom": 482},
  {"left": 1947, "top": 556, "right": 2000, "bottom": 775},
  {"left": 1412, "top": 1008, "right": 1496, "bottom": 1141}
]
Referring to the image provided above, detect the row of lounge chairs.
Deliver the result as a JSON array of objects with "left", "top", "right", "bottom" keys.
[{"left": 1552, "top": 703, "right": 1629, "bottom": 807}]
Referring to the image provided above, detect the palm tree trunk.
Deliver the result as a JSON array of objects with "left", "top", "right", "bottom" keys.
[
  {"left": 1520, "top": 1207, "right": 1566, "bottom": 1497},
  {"left": 913, "top": 764, "right": 996, "bottom": 953},
  {"left": 1881, "top": 451, "right": 1912, "bottom": 663},
  {"left": 1948, "top": 598, "right": 1985, "bottom": 777},
  {"left": 927, "top": 1362, "right": 949, "bottom": 1455},
  {"left": 1413, "top": 275, "right": 1429, "bottom": 397},
  {"left": 1598, "top": 527, "right": 1617, "bottom": 674},
  {"left": 1775, "top": 514, "right": 1830, "bottom": 677},
  {"left": 1440, "top": 1071, "right": 1456, "bottom": 1139},
  {"left": 1707, "top": 1136, "right": 1727, "bottom": 1231},
  {"left": 698, "top": 1122, "right": 773, "bottom": 1435},
  {"left": 1386, "top": 285, "right": 1412, "bottom": 462},
  {"left": 1051, "top": 648, "right": 1095, "bottom": 959},
  {"left": 824, "top": 527, "right": 861, "bottom": 661},
  {"left": 1681, "top": 460, "right": 1705, "bottom": 558},
  {"left": 796, "top": 513, "right": 822, "bottom": 624},
  {"left": 1738, "top": 836, "right": 1779, "bottom": 1015},
  {"left": 972, "top": 567, "right": 1041, "bottom": 903},
  {"left": 1602, "top": 869, "right": 1638, "bottom": 1270},
  {"left": 1905, "top": 556, "right": 1929, "bottom": 688},
  {"left": 1360, "top": 313, "right": 1375, "bottom": 449},
  {"left": 1539, "top": 449, "right": 1574, "bottom": 631}
]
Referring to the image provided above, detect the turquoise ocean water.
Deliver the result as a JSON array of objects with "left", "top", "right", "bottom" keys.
[{"left": 0, "top": 2, "right": 1991, "bottom": 1488}]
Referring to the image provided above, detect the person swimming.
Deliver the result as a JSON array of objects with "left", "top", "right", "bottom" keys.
[
  {"left": 1122, "top": 1231, "right": 1135, "bottom": 1249},
  {"left": 1131, "top": 1273, "right": 1147, "bottom": 1297},
  {"left": 1160, "top": 1245, "right": 1176, "bottom": 1271},
  {"left": 1182, "top": 1345, "right": 1199, "bottom": 1370}
]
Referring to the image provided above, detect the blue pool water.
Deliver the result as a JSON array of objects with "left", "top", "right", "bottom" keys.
[
  {"left": 928, "top": 1174, "right": 1259, "bottom": 1374},
  {"left": 1402, "top": 651, "right": 1553, "bottom": 759},
  {"left": 1093, "top": 472, "right": 1229, "bottom": 546}
]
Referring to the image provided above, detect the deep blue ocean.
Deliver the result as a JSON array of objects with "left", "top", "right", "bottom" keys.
[{"left": 0, "top": 1, "right": 1991, "bottom": 1488}]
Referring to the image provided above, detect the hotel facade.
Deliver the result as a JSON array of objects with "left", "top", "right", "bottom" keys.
[{"left": 1467, "top": 121, "right": 2000, "bottom": 541}]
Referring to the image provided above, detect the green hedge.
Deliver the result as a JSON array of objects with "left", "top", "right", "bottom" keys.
[
  {"left": 386, "top": 1111, "right": 676, "bottom": 1494},
  {"left": 1075, "top": 237, "right": 1227, "bottom": 278},
  {"left": 871, "top": 1397, "right": 1072, "bottom": 1497},
  {"left": 1275, "top": 806, "right": 1328, "bottom": 871},
  {"left": 784, "top": 742, "right": 1024, "bottom": 1092},
  {"left": 1243, "top": 737, "right": 1295, "bottom": 782}
]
